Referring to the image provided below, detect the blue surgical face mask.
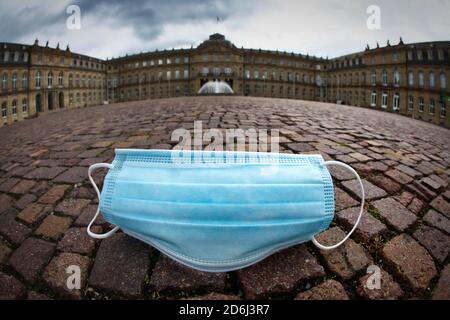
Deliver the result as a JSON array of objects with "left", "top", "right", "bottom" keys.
[{"left": 87, "top": 149, "right": 365, "bottom": 272}]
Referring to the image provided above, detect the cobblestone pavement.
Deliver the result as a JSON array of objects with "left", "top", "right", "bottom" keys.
[{"left": 0, "top": 96, "right": 449, "bottom": 300}]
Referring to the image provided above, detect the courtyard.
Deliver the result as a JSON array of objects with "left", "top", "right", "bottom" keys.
[{"left": 0, "top": 96, "right": 449, "bottom": 300}]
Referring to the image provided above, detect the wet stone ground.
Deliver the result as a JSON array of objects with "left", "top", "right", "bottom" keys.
[{"left": 0, "top": 96, "right": 449, "bottom": 300}]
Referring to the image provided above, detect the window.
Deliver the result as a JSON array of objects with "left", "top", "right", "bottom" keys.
[
  {"left": 382, "top": 92, "right": 388, "bottom": 109},
  {"left": 430, "top": 72, "right": 435, "bottom": 88},
  {"left": 213, "top": 67, "right": 220, "bottom": 76},
  {"left": 394, "top": 70, "right": 400, "bottom": 86},
  {"left": 48, "top": 72, "right": 53, "bottom": 87},
  {"left": 440, "top": 72, "right": 447, "bottom": 89},
  {"left": 175, "top": 70, "right": 180, "bottom": 80},
  {"left": 224, "top": 67, "right": 232, "bottom": 76},
  {"left": 184, "top": 57, "right": 189, "bottom": 64},
  {"left": 201, "top": 67, "right": 209, "bottom": 76},
  {"left": 12, "top": 100, "right": 17, "bottom": 116},
  {"left": 254, "top": 70, "right": 259, "bottom": 79},
  {"left": 382, "top": 70, "right": 388, "bottom": 86},
  {"left": 35, "top": 71, "right": 41, "bottom": 88},
  {"left": 408, "top": 95, "right": 414, "bottom": 111},
  {"left": 22, "top": 98, "right": 27, "bottom": 113},
  {"left": 407, "top": 51, "right": 413, "bottom": 61},
  {"left": 166, "top": 71, "right": 171, "bottom": 80},
  {"left": 22, "top": 73, "right": 28, "bottom": 88},
  {"left": 166, "top": 58, "right": 171, "bottom": 65},
  {"left": 371, "top": 70, "right": 376, "bottom": 85},
  {"left": 183, "top": 69, "right": 189, "bottom": 79},
  {"left": 1, "top": 102, "right": 7, "bottom": 118},
  {"left": 419, "top": 97, "right": 424, "bottom": 112},
  {"left": 429, "top": 98, "right": 435, "bottom": 114},
  {"left": 245, "top": 70, "right": 250, "bottom": 79},
  {"left": 427, "top": 50, "right": 433, "bottom": 60},
  {"left": 58, "top": 72, "right": 64, "bottom": 86},
  {"left": 12, "top": 73, "right": 17, "bottom": 90},
  {"left": 438, "top": 50, "right": 444, "bottom": 61},
  {"left": 158, "top": 59, "right": 163, "bottom": 65},
  {"left": 417, "top": 51, "right": 423, "bottom": 60},
  {"left": 393, "top": 93, "right": 400, "bottom": 111},
  {"left": 418, "top": 72, "right": 425, "bottom": 88},
  {"left": 441, "top": 101, "right": 447, "bottom": 118},
  {"left": 393, "top": 52, "right": 399, "bottom": 62},
  {"left": 408, "top": 71, "right": 414, "bottom": 86},
  {"left": 2, "top": 73, "right": 7, "bottom": 90},
  {"left": 371, "top": 91, "right": 377, "bottom": 107}
]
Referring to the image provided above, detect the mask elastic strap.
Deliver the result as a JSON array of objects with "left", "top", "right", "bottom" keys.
[
  {"left": 87, "top": 163, "right": 120, "bottom": 239},
  {"left": 312, "top": 161, "right": 365, "bottom": 251}
]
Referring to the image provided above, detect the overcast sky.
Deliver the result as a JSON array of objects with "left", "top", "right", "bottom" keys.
[{"left": 1, "top": 0, "right": 449, "bottom": 60}]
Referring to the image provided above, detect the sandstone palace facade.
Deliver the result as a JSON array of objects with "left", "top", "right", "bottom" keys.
[{"left": 1, "top": 34, "right": 449, "bottom": 128}]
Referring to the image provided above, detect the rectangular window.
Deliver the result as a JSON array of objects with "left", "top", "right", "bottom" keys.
[
  {"left": 371, "top": 71, "right": 376, "bottom": 85},
  {"left": 393, "top": 93, "right": 400, "bottom": 111},
  {"left": 419, "top": 97, "right": 424, "bottom": 112},
  {"left": 430, "top": 73, "right": 436, "bottom": 88},
  {"left": 382, "top": 92, "right": 388, "bottom": 109},
  {"left": 371, "top": 91, "right": 377, "bottom": 107},
  {"left": 1, "top": 103, "right": 7, "bottom": 118},
  {"left": 408, "top": 72, "right": 414, "bottom": 86},
  {"left": 441, "top": 101, "right": 447, "bottom": 118},
  {"left": 417, "top": 51, "right": 423, "bottom": 60},
  {"left": 408, "top": 95, "right": 414, "bottom": 111},
  {"left": 429, "top": 99, "right": 435, "bottom": 114},
  {"left": 183, "top": 70, "right": 189, "bottom": 79}
]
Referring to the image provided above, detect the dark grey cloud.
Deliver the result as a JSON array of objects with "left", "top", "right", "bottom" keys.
[
  {"left": 0, "top": 0, "right": 244, "bottom": 43},
  {"left": 0, "top": 0, "right": 449, "bottom": 59}
]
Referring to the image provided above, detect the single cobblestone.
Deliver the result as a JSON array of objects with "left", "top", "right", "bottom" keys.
[
  {"left": 38, "top": 185, "right": 70, "bottom": 205},
  {"left": 295, "top": 280, "right": 349, "bottom": 300},
  {"left": 238, "top": 245, "right": 325, "bottom": 299},
  {"left": 432, "top": 264, "right": 450, "bottom": 300},
  {"left": 372, "top": 198, "right": 418, "bottom": 232},
  {"left": 35, "top": 215, "right": 72, "bottom": 241},
  {"left": 357, "top": 269, "right": 404, "bottom": 300},
  {"left": 88, "top": 233, "right": 150, "bottom": 298},
  {"left": 342, "top": 179, "right": 387, "bottom": 201},
  {"left": 57, "top": 227, "right": 97, "bottom": 255},
  {"left": 315, "top": 227, "right": 372, "bottom": 280},
  {"left": 43, "top": 253, "right": 91, "bottom": 299},
  {"left": 336, "top": 207, "right": 387, "bottom": 241},
  {"left": 413, "top": 225, "right": 450, "bottom": 263},
  {"left": 55, "top": 199, "right": 91, "bottom": 217},
  {"left": 423, "top": 210, "right": 450, "bottom": 234},
  {"left": 150, "top": 255, "right": 226, "bottom": 294},
  {"left": 0, "top": 272, "right": 25, "bottom": 300},
  {"left": 382, "top": 234, "right": 437, "bottom": 291},
  {"left": 0, "top": 209, "right": 32, "bottom": 245},
  {"left": 9, "top": 237, "right": 55, "bottom": 282}
]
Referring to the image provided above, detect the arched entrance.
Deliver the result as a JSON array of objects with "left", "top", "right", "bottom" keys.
[
  {"left": 48, "top": 92, "right": 54, "bottom": 111},
  {"left": 59, "top": 92, "right": 64, "bottom": 109},
  {"left": 36, "top": 94, "right": 42, "bottom": 113}
]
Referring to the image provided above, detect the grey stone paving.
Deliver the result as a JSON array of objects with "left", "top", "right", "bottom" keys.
[{"left": 0, "top": 96, "right": 449, "bottom": 300}]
